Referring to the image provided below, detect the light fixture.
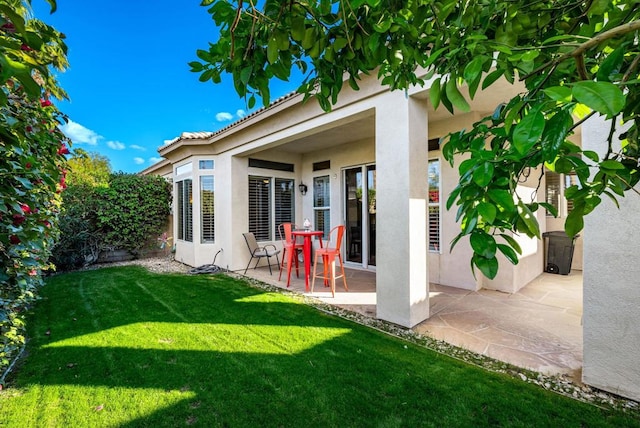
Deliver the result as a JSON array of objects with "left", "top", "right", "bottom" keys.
[{"left": 298, "top": 183, "right": 308, "bottom": 195}]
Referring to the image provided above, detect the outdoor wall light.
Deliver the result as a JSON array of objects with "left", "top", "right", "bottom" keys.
[{"left": 298, "top": 183, "right": 308, "bottom": 195}]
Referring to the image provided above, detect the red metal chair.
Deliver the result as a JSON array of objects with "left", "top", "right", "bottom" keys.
[
  {"left": 278, "top": 222, "right": 303, "bottom": 286},
  {"left": 311, "top": 225, "right": 348, "bottom": 297}
]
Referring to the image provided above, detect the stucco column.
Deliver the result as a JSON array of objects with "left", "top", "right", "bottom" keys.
[
  {"left": 375, "top": 93, "right": 429, "bottom": 327},
  {"left": 582, "top": 116, "right": 640, "bottom": 401}
]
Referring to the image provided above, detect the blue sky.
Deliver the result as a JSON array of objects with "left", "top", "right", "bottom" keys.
[{"left": 33, "top": 1, "right": 300, "bottom": 172}]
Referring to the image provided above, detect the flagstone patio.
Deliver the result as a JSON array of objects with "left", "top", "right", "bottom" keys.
[{"left": 242, "top": 263, "right": 583, "bottom": 381}]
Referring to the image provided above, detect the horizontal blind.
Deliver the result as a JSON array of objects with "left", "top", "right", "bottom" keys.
[
  {"left": 201, "top": 176, "right": 214, "bottom": 243},
  {"left": 428, "top": 159, "right": 440, "bottom": 252},
  {"left": 314, "top": 176, "right": 330, "bottom": 238},
  {"left": 248, "top": 176, "right": 271, "bottom": 241},
  {"left": 428, "top": 206, "right": 440, "bottom": 251},
  {"left": 176, "top": 179, "right": 193, "bottom": 242},
  {"left": 545, "top": 171, "right": 561, "bottom": 216},
  {"left": 275, "top": 178, "right": 294, "bottom": 228}
]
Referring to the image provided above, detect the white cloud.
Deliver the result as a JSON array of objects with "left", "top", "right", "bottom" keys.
[
  {"left": 163, "top": 139, "right": 174, "bottom": 145},
  {"left": 130, "top": 144, "right": 146, "bottom": 151},
  {"left": 60, "top": 119, "right": 102, "bottom": 145},
  {"left": 106, "top": 140, "right": 126, "bottom": 150},
  {"left": 236, "top": 109, "right": 247, "bottom": 118},
  {"left": 149, "top": 157, "right": 163, "bottom": 164},
  {"left": 133, "top": 157, "right": 145, "bottom": 165},
  {"left": 215, "top": 112, "right": 233, "bottom": 122}
]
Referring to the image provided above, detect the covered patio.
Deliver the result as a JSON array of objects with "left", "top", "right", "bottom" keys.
[{"left": 242, "top": 265, "right": 583, "bottom": 381}]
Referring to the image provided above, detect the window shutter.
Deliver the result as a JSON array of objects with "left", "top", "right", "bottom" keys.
[
  {"left": 248, "top": 176, "right": 271, "bottom": 241},
  {"left": 201, "top": 176, "right": 214, "bottom": 243},
  {"left": 275, "top": 178, "right": 295, "bottom": 228}
]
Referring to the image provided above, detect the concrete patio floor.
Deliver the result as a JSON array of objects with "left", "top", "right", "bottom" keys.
[{"left": 241, "top": 263, "right": 583, "bottom": 381}]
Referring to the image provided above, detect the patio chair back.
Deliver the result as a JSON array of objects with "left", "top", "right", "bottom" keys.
[{"left": 242, "top": 232, "right": 281, "bottom": 275}]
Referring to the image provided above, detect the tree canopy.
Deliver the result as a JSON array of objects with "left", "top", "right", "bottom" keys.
[{"left": 193, "top": 0, "right": 640, "bottom": 278}]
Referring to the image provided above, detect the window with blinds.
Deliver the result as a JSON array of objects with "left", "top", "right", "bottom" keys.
[
  {"left": 248, "top": 176, "right": 272, "bottom": 241},
  {"left": 176, "top": 179, "right": 193, "bottom": 242},
  {"left": 428, "top": 159, "right": 440, "bottom": 252},
  {"left": 546, "top": 170, "right": 578, "bottom": 216},
  {"left": 201, "top": 176, "right": 214, "bottom": 243},
  {"left": 248, "top": 176, "right": 295, "bottom": 241},
  {"left": 275, "top": 178, "right": 295, "bottom": 228},
  {"left": 545, "top": 170, "right": 561, "bottom": 216},
  {"left": 313, "top": 176, "right": 330, "bottom": 239}
]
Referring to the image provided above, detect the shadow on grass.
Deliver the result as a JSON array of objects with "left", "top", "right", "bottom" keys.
[{"left": 5, "top": 266, "right": 637, "bottom": 427}]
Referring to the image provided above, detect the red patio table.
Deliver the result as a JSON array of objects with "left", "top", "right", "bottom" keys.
[{"left": 290, "top": 230, "right": 323, "bottom": 292}]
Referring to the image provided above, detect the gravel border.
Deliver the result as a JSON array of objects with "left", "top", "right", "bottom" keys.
[{"left": 75, "top": 258, "right": 640, "bottom": 415}]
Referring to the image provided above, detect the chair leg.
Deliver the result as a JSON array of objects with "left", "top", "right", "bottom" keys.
[
  {"left": 311, "top": 252, "right": 319, "bottom": 293},
  {"left": 338, "top": 253, "right": 348, "bottom": 292},
  {"left": 279, "top": 248, "right": 286, "bottom": 281},
  {"left": 267, "top": 256, "right": 273, "bottom": 275},
  {"left": 244, "top": 257, "right": 254, "bottom": 275}
]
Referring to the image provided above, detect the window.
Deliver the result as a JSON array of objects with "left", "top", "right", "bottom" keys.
[
  {"left": 428, "top": 159, "right": 440, "bottom": 252},
  {"left": 201, "top": 176, "right": 214, "bottom": 243},
  {"left": 199, "top": 160, "right": 214, "bottom": 170},
  {"left": 248, "top": 176, "right": 295, "bottom": 241},
  {"left": 275, "top": 178, "right": 295, "bottom": 230},
  {"left": 314, "top": 175, "right": 330, "bottom": 239},
  {"left": 176, "top": 179, "right": 193, "bottom": 242},
  {"left": 176, "top": 162, "right": 192, "bottom": 176},
  {"left": 545, "top": 170, "right": 578, "bottom": 216}
]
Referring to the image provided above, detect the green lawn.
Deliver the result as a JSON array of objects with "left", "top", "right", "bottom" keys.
[{"left": 1, "top": 266, "right": 638, "bottom": 427}]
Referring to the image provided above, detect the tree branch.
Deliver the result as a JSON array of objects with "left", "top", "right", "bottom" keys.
[{"left": 522, "top": 19, "right": 640, "bottom": 80}]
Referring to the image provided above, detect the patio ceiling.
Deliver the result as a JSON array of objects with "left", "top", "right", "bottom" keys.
[{"left": 273, "top": 114, "right": 376, "bottom": 154}]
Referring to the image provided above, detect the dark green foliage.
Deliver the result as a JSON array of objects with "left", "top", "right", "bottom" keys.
[
  {"left": 0, "top": 0, "right": 68, "bottom": 374},
  {"left": 95, "top": 173, "right": 172, "bottom": 254},
  {"left": 193, "top": 0, "right": 640, "bottom": 278},
  {"left": 52, "top": 173, "right": 172, "bottom": 271}
]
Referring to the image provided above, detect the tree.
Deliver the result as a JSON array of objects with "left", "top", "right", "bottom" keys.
[
  {"left": 66, "top": 148, "right": 111, "bottom": 187},
  {"left": 0, "top": 0, "right": 69, "bottom": 371},
  {"left": 192, "top": 0, "right": 640, "bottom": 278}
]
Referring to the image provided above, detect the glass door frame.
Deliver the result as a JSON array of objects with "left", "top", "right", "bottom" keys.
[{"left": 342, "top": 163, "right": 376, "bottom": 270}]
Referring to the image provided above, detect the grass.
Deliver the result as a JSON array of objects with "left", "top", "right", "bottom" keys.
[{"left": 0, "top": 266, "right": 638, "bottom": 427}]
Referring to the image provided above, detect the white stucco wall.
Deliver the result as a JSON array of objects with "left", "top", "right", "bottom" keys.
[{"left": 581, "top": 116, "right": 640, "bottom": 401}]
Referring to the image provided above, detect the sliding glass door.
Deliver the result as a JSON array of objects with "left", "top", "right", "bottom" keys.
[{"left": 344, "top": 164, "right": 376, "bottom": 267}]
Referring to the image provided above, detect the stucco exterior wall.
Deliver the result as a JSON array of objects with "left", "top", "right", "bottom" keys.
[{"left": 581, "top": 116, "right": 640, "bottom": 401}]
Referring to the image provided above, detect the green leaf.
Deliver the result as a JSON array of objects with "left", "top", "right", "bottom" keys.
[
  {"left": 512, "top": 110, "right": 545, "bottom": 154},
  {"left": 517, "top": 200, "right": 540, "bottom": 238},
  {"left": 473, "top": 254, "right": 499, "bottom": 279},
  {"left": 572, "top": 81, "right": 625, "bottom": 117},
  {"left": 477, "top": 202, "right": 497, "bottom": 223},
  {"left": 430, "top": 77, "right": 441, "bottom": 110},
  {"left": 472, "top": 162, "right": 494, "bottom": 187},
  {"left": 482, "top": 68, "right": 504, "bottom": 90},
  {"left": 500, "top": 233, "right": 522, "bottom": 254},
  {"left": 240, "top": 66, "right": 252, "bottom": 85},
  {"left": 497, "top": 243, "right": 519, "bottom": 265},
  {"left": 488, "top": 189, "right": 515, "bottom": 211},
  {"left": 543, "top": 86, "right": 572, "bottom": 103},
  {"left": 565, "top": 208, "right": 584, "bottom": 237},
  {"left": 597, "top": 46, "right": 625, "bottom": 82},
  {"left": 463, "top": 56, "right": 486, "bottom": 89},
  {"left": 470, "top": 231, "right": 497, "bottom": 259},
  {"left": 541, "top": 110, "right": 571, "bottom": 162},
  {"left": 446, "top": 186, "right": 462, "bottom": 210},
  {"left": 267, "top": 37, "right": 279, "bottom": 64},
  {"left": 600, "top": 160, "right": 625, "bottom": 170},
  {"left": 445, "top": 78, "right": 470, "bottom": 112}
]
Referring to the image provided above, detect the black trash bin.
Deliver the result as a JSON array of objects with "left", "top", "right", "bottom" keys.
[{"left": 543, "top": 231, "right": 578, "bottom": 275}]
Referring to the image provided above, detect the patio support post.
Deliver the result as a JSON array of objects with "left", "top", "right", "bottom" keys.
[
  {"left": 581, "top": 116, "right": 640, "bottom": 401},
  {"left": 375, "top": 93, "right": 430, "bottom": 327}
]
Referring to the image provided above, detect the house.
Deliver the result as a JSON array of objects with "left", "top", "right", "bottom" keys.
[{"left": 141, "top": 72, "right": 639, "bottom": 401}]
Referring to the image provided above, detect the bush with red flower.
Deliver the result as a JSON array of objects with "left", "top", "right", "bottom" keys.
[{"left": 0, "top": 0, "right": 69, "bottom": 374}]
